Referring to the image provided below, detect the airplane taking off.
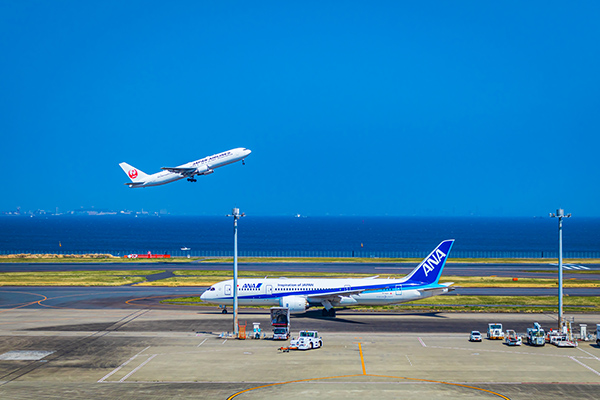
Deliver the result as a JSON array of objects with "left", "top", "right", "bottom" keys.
[
  {"left": 119, "top": 147, "right": 251, "bottom": 188},
  {"left": 201, "top": 240, "right": 455, "bottom": 317}
]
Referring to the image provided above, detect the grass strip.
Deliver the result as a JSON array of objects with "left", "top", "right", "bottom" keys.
[
  {"left": 135, "top": 270, "right": 600, "bottom": 287},
  {"left": 0, "top": 270, "right": 164, "bottom": 286}
]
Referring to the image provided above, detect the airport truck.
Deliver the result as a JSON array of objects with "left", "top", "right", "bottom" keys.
[
  {"left": 487, "top": 323, "right": 504, "bottom": 340},
  {"left": 270, "top": 307, "right": 290, "bottom": 340},
  {"left": 527, "top": 322, "right": 545, "bottom": 346},
  {"left": 504, "top": 329, "right": 522, "bottom": 346},
  {"left": 290, "top": 331, "right": 322, "bottom": 350}
]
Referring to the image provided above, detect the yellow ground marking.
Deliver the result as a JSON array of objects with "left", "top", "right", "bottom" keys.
[
  {"left": 226, "top": 342, "right": 510, "bottom": 400},
  {"left": 358, "top": 342, "right": 366, "bottom": 375},
  {"left": 0, "top": 290, "right": 47, "bottom": 314},
  {"left": 125, "top": 295, "right": 186, "bottom": 306}
]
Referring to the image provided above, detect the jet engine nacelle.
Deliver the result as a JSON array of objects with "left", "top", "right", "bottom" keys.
[
  {"left": 279, "top": 296, "right": 308, "bottom": 314},
  {"left": 195, "top": 165, "right": 214, "bottom": 176}
]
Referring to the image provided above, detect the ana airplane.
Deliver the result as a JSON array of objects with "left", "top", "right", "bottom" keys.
[
  {"left": 119, "top": 147, "right": 251, "bottom": 188},
  {"left": 201, "top": 239, "right": 455, "bottom": 317}
]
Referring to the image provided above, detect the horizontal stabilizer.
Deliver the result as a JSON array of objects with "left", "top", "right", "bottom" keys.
[{"left": 418, "top": 285, "right": 454, "bottom": 292}]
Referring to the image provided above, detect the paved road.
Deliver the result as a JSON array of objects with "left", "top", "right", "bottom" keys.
[{"left": 1, "top": 286, "right": 599, "bottom": 313}]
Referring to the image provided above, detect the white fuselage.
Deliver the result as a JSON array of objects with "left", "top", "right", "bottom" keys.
[
  {"left": 135, "top": 147, "right": 250, "bottom": 187},
  {"left": 200, "top": 240, "right": 455, "bottom": 314},
  {"left": 200, "top": 277, "right": 448, "bottom": 308}
]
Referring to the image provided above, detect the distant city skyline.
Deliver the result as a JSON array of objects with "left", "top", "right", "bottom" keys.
[{"left": 1, "top": 2, "right": 599, "bottom": 217}]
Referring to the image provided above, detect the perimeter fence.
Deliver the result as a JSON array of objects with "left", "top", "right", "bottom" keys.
[{"left": 1, "top": 249, "right": 599, "bottom": 259}]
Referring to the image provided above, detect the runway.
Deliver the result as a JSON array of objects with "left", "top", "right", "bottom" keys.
[{"left": 1, "top": 260, "right": 599, "bottom": 279}]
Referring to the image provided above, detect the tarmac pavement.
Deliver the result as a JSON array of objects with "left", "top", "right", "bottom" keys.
[{"left": 0, "top": 307, "right": 598, "bottom": 399}]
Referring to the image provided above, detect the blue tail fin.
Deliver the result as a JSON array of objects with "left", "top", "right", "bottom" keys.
[{"left": 404, "top": 240, "right": 454, "bottom": 285}]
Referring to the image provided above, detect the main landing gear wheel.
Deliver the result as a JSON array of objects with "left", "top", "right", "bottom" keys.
[
  {"left": 322, "top": 308, "right": 336, "bottom": 317},
  {"left": 221, "top": 309, "right": 228, "bottom": 314},
  {"left": 187, "top": 178, "right": 197, "bottom": 182}
]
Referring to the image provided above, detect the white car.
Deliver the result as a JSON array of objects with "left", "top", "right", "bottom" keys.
[
  {"left": 469, "top": 331, "right": 482, "bottom": 342},
  {"left": 290, "top": 331, "right": 323, "bottom": 350}
]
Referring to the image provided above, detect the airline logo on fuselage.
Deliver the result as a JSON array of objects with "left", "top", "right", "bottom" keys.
[
  {"left": 422, "top": 249, "right": 446, "bottom": 277},
  {"left": 241, "top": 283, "right": 263, "bottom": 291}
]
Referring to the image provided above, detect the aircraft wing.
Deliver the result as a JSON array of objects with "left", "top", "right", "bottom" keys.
[
  {"left": 161, "top": 167, "right": 197, "bottom": 176},
  {"left": 308, "top": 289, "right": 367, "bottom": 299}
]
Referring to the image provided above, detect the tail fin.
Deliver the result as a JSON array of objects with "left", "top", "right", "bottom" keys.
[
  {"left": 404, "top": 240, "right": 454, "bottom": 285},
  {"left": 119, "top": 162, "right": 149, "bottom": 182}
]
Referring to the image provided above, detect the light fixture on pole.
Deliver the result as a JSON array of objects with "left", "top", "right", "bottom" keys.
[
  {"left": 227, "top": 207, "right": 245, "bottom": 337},
  {"left": 549, "top": 208, "right": 571, "bottom": 330}
]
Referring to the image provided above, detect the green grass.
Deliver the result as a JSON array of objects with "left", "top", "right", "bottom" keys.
[
  {"left": 0, "top": 270, "right": 164, "bottom": 286},
  {"left": 134, "top": 270, "right": 600, "bottom": 287},
  {"left": 160, "top": 295, "right": 600, "bottom": 313}
]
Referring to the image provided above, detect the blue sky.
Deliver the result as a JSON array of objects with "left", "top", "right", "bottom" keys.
[{"left": 1, "top": 1, "right": 599, "bottom": 216}]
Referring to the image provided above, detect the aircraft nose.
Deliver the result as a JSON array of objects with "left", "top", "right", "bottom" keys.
[
  {"left": 200, "top": 291, "right": 207, "bottom": 300},
  {"left": 245, "top": 149, "right": 252, "bottom": 156}
]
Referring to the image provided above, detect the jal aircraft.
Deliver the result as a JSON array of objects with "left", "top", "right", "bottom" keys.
[
  {"left": 201, "top": 240, "right": 455, "bottom": 317},
  {"left": 119, "top": 147, "right": 251, "bottom": 188}
]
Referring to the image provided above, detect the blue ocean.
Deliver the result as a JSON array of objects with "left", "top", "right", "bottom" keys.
[{"left": 0, "top": 216, "right": 599, "bottom": 258}]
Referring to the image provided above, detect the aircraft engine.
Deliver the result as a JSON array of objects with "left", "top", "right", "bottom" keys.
[
  {"left": 279, "top": 296, "right": 308, "bottom": 313},
  {"left": 195, "top": 165, "right": 214, "bottom": 176}
]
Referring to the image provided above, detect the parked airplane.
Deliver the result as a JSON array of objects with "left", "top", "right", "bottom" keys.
[
  {"left": 201, "top": 239, "right": 455, "bottom": 317},
  {"left": 119, "top": 147, "right": 251, "bottom": 188}
]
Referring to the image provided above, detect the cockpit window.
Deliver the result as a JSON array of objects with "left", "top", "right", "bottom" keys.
[{"left": 209, "top": 287, "right": 216, "bottom": 291}]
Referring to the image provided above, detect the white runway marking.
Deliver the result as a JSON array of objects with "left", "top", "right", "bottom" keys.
[
  {"left": 406, "top": 355, "right": 413, "bottom": 366},
  {"left": 569, "top": 356, "right": 600, "bottom": 376},
  {"left": 119, "top": 354, "right": 157, "bottom": 382},
  {"left": 418, "top": 337, "right": 426, "bottom": 347},
  {"left": 222, "top": 339, "right": 228, "bottom": 344},
  {"left": 577, "top": 347, "right": 600, "bottom": 361},
  {"left": 98, "top": 346, "right": 150, "bottom": 383},
  {"left": 197, "top": 338, "right": 208, "bottom": 347}
]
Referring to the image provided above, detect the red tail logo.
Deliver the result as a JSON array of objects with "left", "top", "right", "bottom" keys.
[{"left": 128, "top": 169, "right": 138, "bottom": 179}]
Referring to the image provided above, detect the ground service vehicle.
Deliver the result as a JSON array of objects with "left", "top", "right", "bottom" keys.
[
  {"left": 504, "top": 329, "right": 522, "bottom": 346},
  {"left": 546, "top": 329, "right": 561, "bottom": 344},
  {"left": 469, "top": 331, "right": 482, "bottom": 342},
  {"left": 554, "top": 335, "right": 577, "bottom": 347},
  {"left": 527, "top": 322, "right": 545, "bottom": 346},
  {"left": 487, "top": 323, "right": 504, "bottom": 340},
  {"left": 271, "top": 307, "right": 290, "bottom": 340},
  {"left": 597, "top": 324, "right": 600, "bottom": 345},
  {"left": 290, "top": 331, "right": 322, "bottom": 350}
]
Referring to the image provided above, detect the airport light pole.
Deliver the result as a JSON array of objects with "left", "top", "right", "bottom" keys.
[
  {"left": 227, "top": 208, "right": 245, "bottom": 337},
  {"left": 550, "top": 208, "right": 571, "bottom": 330}
]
